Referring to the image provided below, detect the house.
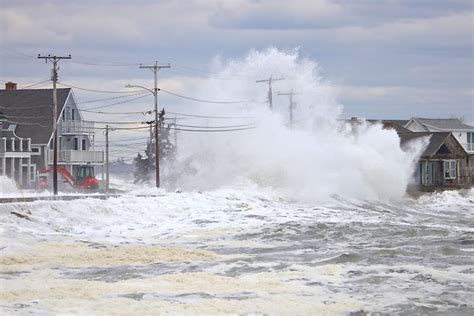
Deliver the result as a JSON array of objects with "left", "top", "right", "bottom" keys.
[
  {"left": 352, "top": 117, "right": 473, "bottom": 190},
  {"left": 0, "top": 82, "right": 104, "bottom": 188},
  {"left": 397, "top": 128, "right": 471, "bottom": 190},
  {"left": 0, "top": 121, "right": 35, "bottom": 187}
]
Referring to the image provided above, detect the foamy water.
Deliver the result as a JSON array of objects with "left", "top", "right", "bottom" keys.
[{"left": 0, "top": 183, "right": 473, "bottom": 315}]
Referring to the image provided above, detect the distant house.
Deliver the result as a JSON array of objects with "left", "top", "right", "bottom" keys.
[{"left": 0, "top": 82, "right": 104, "bottom": 188}]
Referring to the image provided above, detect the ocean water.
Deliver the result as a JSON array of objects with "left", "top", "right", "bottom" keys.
[
  {"left": 0, "top": 48, "right": 472, "bottom": 314},
  {"left": 0, "top": 182, "right": 473, "bottom": 315}
]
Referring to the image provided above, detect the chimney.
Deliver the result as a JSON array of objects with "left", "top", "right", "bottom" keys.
[{"left": 5, "top": 82, "right": 17, "bottom": 90}]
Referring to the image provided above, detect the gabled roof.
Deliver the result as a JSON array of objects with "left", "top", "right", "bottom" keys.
[
  {"left": 398, "top": 131, "right": 467, "bottom": 158},
  {"left": 406, "top": 117, "right": 474, "bottom": 131},
  {"left": 0, "top": 88, "right": 71, "bottom": 144}
]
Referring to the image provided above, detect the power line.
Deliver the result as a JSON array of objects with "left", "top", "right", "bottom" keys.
[
  {"left": 0, "top": 113, "right": 50, "bottom": 120},
  {"left": 80, "top": 109, "right": 153, "bottom": 115},
  {"left": 19, "top": 79, "right": 51, "bottom": 89},
  {"left": 70, "top": 59, "right": 141, "bottom": 67},
  {"left": 0, "top": 104, "right": 51, "bottom": 111},
  {"left": 167, "top": 111, "right": 254, "bottom": 119},
  {"left": 159, "top": 88, "right": 251, "bottom": 104},
  {"left": 58, "top": 82, "right": 144, "bottom": 94},
  {"left": 174, "top": 123, "right": 255, "bottom": 129},
  {"left": 84, "top": 94, "right": 151, "bottom": 110},
  {"left": 82, "top": 119, "right": 148, "bottom": 125},
  {"left": 2, "top": 47, "right": 36, "bottom": 58},
  {"left": 170, "top": 126, "right": 255, "bottom": 133},
  {"left": 95, "top": 137, "right": 148, "bottom": 143},
  {"left": 76, "top": 91, "right": 148, "bottom": 104},
  {"left": 0, "top": 119, "right": 49, "bottom": 128}
]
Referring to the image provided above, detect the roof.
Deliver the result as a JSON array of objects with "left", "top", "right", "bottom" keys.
[
  {"left": 397, "top": 130, "right": 468, "bottom": 158},
  {"left": 408, "top": 117, "right": 474, "bottom": 131},
  {"left": 0, "top": 88, "right": 71, "bottom": 144}
]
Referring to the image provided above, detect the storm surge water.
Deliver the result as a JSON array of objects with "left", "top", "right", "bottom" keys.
[
  {"left": 169, "top": 48, "right": 423, "bottom": 201},
  {"left": 1, "top": 48, "right": 472, "bottom": 315}
]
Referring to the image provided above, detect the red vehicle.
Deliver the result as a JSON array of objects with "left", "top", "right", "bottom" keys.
[{"left": 38, "top": 165, "right": 99, "bottom": 191}]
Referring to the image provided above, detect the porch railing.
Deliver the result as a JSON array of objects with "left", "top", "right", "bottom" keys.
[
  {"left": 48, "top": 150, "right": 104, "bottom": 164},
  {"left": 61, "top": 120, "right": 95, "bottom": 134}
]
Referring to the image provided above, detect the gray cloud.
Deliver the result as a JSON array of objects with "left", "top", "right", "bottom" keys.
[
  {"left": 0, "top": 0, "right": 472, "bottom": 122},
  {"left": 209, "top": 0, "right": 473, "bottom": 29}
]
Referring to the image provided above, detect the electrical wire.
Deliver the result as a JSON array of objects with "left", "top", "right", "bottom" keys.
[
  {"left": 167, "top": 111, "right": 254, "bottom": 119},
  {"left": 19, "top": 79, "right": 51, "bottom": 89},
  {"left": 84, "top": 94, "right": 151, "bottom": 110},
  {"left": 1, "top": 47, "right": 36, "bottom": 58},
  {"left": 0, "top": 119, "right": 49, "bottom": 128},
  {"left": 94, "top": 137, "right": 149, "bottom": 143},
  {"left": 0, "top": 104, "right": 51, "bottom": 111},
  {"left": 58, "top": 82, "right": 144, "bottom": 94},
  {"left": 0, "top": 113, "right": 50, "bottom": 120},
  {"left": 174, "top": 123, "right": 255, "bottom": 129},
  {"left": 79, "top": 109, "right": 153, "bottom": 115},
  {"left": 169, "top": 126, "right": 255, "bottom": 133},
  {"left": 159, "top": 88, "right": 251, "bottom": 104},
  {"left": 82, "top": 119, "right": 148, "bottom": 125},
  {"left": 76, "top": 91, "right": 148, "bottom": 105},
  {"left": 71, "top": 60, "right": 141, "bottom": 67}
]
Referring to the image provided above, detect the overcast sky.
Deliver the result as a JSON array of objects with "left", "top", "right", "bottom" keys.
[{"left": 1, "top": 0, "right": 473, "bottom": 122}]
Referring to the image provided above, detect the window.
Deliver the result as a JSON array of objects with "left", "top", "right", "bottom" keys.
[
  {"left": 82, "top": 139, "right": 86, "bottom": 151},
  {"left": 443, "top": 160, "right": 456, "bottom": 179},
  {"left": 59, "top": 137, "right": 62, "bottom": 150},
  {"left": 74, "top": 138, "right": 79, "bottom": 150},
  {"left": 468, "top": 132, "right": 474, "bottom": 151},
  {"left": 71, "top": 109, "right": 75, "bottom": 121}
]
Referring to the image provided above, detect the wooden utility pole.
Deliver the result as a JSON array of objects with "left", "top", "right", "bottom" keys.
[
  {"left": 38, "top": 54, "right": 71, "bottom": 195},
  {"left": 278, "top": 90, "right": 298, "bottom": 127},
  {"left": 256, "top": 75, "right": 284, "bottom": 111},
  {"left": 105, "top": 125, "right": 109, "bottom": 194},
  {"left": 174, "top": 115, "right": 178, "bottom": 157},
  {"left": 139, "top": 61, "right": 170, "bottom": 188}
]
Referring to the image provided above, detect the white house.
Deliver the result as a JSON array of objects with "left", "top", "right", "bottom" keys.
[{"left": 0, "top": 82, "right": 104, "bottom": 187}]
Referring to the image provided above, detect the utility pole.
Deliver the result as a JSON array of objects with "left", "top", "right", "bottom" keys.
[
  {"left": 38, "top": 54, "right": 71, "bottom": 195},
  {"left": 256, "top": 75, "right": 284, "bottom": 111},
  {"left": 105, "top": 125, "right": 109, "bottom": 194},
  {"left": 139, "top": 61, "right": 170, "bottom": 188},
  {"left": 174, "top": 115, "right": 178, "bottom": 157},
  {"left": 278, "top": 90, "right": 298, "bottom": 128},
  {"left": 142, "top": 120, "right": 154, "bottom": 172}
]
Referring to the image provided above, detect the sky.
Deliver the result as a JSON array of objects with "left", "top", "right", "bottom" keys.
[{"left": 0, "top": 0, "right": 473, "bottom": 123}]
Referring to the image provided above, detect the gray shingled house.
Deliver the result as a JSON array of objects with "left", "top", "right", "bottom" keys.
[
  {"left": 361, "top": 119, "right": 473, "bottom": 190},
  {"left": 0, "top": 82, "right": 104, "bottom": 188}
]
